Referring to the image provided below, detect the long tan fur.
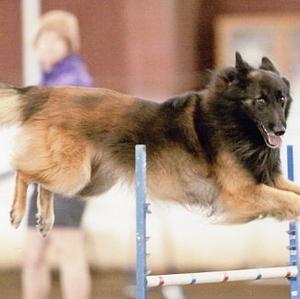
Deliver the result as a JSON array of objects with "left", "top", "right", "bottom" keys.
[{"left": 2, "top": 54, "right": 300, "bottom": 237}]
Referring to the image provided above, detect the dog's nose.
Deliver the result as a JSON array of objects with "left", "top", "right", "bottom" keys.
[{"left": 274, "top": 125, "right": 286, "bottom": 136}]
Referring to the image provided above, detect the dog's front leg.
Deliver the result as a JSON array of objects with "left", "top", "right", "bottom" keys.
[
  {"left": 274, "top": 175, "right": 300, "bottom": 195},
  {"left": 10, "top": 171, "right": 29, "bottom": 228},
  {"left": 219, "top": 183, "right": 300, "bottom": 223},
  {"left": 36, "top": 185, "right": 54, "bottom": 237}
]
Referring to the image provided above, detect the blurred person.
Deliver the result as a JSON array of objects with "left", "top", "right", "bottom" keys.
[{"left": 22, "top": 10, "right": 93, "bottom": 299}]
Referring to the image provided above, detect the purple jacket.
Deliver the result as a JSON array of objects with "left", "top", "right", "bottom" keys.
[{"left": 40, "top": 54, "right": 94, "bottom": 87}]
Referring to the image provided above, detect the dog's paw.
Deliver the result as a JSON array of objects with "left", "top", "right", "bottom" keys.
[
  {"left": 36, "top": 214, "right": 54, "bottom": 238},
  {"left": 10, "top": 209, "right": 24, "bottom": 229}
]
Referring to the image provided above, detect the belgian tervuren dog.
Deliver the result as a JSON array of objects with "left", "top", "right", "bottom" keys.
[{"left": 1, "top": 52, "right": 300, "bottom": 237}]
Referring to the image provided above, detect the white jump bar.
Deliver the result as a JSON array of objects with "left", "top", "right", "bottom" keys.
[{"left": 147, "top": 266, "right": 298, "bottom": 288}]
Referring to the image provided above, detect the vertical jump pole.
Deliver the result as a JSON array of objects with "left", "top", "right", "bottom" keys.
[
  {"left": 135, "top": 144, "right": 299, "bottom": 298},
  {"left": 287, "top": 145, "right": 300, "bottom": 299},
  {"left": 135, "top": 144, "right": 147, "bottom": 299}
]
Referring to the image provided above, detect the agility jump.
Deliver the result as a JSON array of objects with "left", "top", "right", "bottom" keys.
[{"left": 135, "top": 144, "right": 300, "bottom": 299}]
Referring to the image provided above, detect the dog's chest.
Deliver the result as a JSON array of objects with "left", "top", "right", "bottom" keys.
[
  {"left": 234, "top": 146, "right": 281, "bottom": 184},
  {"left": 181, "top": 174, "right": 219, "bottom": 206},
  {"left": 147, "top": 161, "right": 218, "bottom": 206}
]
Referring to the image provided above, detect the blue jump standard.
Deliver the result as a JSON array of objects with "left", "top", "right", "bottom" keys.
[{"left": 135, "top": 144, "right": 300, "bottom": 299}]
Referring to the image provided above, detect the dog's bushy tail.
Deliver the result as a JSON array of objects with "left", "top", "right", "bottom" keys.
[{"left": 0, "top": 82, "right": 23, "bottom": 126}]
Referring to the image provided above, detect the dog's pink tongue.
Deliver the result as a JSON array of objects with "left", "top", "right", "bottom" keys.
[{"left": 269, "top": 134, "right": 282, "bottom": 147}]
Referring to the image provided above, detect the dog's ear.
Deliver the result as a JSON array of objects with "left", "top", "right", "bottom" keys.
[
  {"left": 208, "top": 67, "right": 236, "bottom": 95},
  {"left": 282, "top": 77, "right": 290, "bottom": 89},
  {"left": 235, "top": 52, "right": 252, "bottom": 76},
  {"left": 260, "top": 56, "right": 279, "bottom": 74}
]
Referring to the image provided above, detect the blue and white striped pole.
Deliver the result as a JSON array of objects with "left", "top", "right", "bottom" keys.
[
  {"left": 135, "top": 145, "right": 147, "bottom": 299},
  {"left": 287, "top": 145, "right": 300, "bottom": 299}
]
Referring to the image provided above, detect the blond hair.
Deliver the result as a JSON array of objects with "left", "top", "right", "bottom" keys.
[{"left": 34, "top": 10, "right": 80, "bottom": 53}]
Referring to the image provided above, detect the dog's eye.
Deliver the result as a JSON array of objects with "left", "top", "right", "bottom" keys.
[
  {"left": 255, "top": 97, "right": 266, "bottom": 105},
  {"left": 278, "top": 95, "right": 287, "bottom": 107},
  {"left": 280, "top": 96, "right": 287, "bottom": 103}
]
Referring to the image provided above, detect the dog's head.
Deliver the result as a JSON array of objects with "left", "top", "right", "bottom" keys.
[{"left": 208, "top": 52, "right": 292, "bottom": 149}]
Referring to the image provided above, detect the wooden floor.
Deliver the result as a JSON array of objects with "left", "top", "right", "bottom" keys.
[{"left": 0, "top": 269, "right": 291, "bottom": 299}]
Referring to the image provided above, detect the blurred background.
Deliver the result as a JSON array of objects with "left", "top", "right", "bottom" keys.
[{"left": 1, "top": 1, "right": 300, "bottom": 298}]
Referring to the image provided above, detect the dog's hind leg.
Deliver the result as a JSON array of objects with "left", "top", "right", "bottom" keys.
[
  {"left": 10, "top": 171, "right": 29, "bottom": 228},
  {"left": 36, "top": 185, "right": 54, "bottom": 237}
]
